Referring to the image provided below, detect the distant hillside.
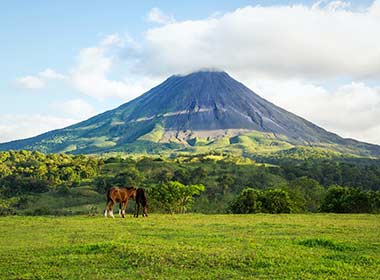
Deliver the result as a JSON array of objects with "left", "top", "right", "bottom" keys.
[{"left": 1, "top": 71, "right": 379, "bottom": 158}]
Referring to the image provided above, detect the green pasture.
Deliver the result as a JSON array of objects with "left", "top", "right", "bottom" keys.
[{"left": 0, "top": 214, "right": 379, "bottom": 279}]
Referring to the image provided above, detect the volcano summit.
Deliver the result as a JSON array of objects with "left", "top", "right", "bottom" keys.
[{"left": 1, "top": 71, "right": 379, "bottom": 157}]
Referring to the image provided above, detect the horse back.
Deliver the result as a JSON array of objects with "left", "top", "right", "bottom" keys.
[{"left": 107, "top": 187, "right": 136, "bottom": 202}]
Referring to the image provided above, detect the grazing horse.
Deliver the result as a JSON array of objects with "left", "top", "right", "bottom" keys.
[
  {"left": 134, "top": 188, "right": 148, "bottom": 218},
  {"left": 104, "top": 187, "right": 136, "bottom": 218}
]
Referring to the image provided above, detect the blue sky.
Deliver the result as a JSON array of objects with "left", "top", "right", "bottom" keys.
[{"left": 1, "top": 0, "right": 380, "bottom": 144}]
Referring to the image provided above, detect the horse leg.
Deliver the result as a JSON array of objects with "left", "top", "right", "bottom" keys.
[
  {"left": 143, "top": 205, "right": 148, "bottom": 217},
  {"left": 105, "top": 200, "right": 111, "bottom": 217},
  {"left": 121, "top": 198, "right": 129, "bottom": 218},
  {"left": 108, "top": 201, "right": 115, "bottom": 218},
  {"left": 104, "top": 202, "right": 108, "bottom": 217},
  {"left": 135, "top": 202, "right": 140, "bottom": 218},
  {"left": 119, "top": 203, "right": 122, "bottom": 218},
  {"left": 121, "top": 201, "right": 126, "bottom": 218}
]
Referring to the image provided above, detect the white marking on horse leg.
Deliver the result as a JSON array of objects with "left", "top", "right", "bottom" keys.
[
  {"left": 119, "top": 209, "right": 122, "bottom": 217},
  {"left": 110, "top": 211, "right": 115, "bottom": 218},
  {"left": 104, "top": 210, "right": 108, "bottom": 217}
]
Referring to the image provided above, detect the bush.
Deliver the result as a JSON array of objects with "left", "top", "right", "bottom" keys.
[
  {"left": 0, "top": 203, "right": 15, "bottom": 216},
  {"left": 228, "top": 188, "right": 262, "bottom": 214},
  {"left": 150, "top": 181, "right": 205, "bottom": 213},
  {"left": 320, "top": 185, "right": 372, "bottom": 213},
  {"left": 229, "top": 188, "right": 295, "bottom": 214},
  {"left": 287, "top": 177, "right": 326, "bottom": 212},
  {"left": 29, "top": 207, "right": 52, "bottom": 216},
  {"left": 261, "top": 189, "right": 294, "bottom": 214}
]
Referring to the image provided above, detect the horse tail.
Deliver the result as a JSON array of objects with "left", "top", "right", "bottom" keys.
[
  {"left": 136, "top": 188, "right": 148, "bottom": 207},
  {"left": 106, "top": 187, "right": 116, "bottom": 204}
]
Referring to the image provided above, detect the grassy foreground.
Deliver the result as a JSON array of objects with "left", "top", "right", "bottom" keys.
[{"left": 0, "top": 214, "right": 379, "bottom": 279}]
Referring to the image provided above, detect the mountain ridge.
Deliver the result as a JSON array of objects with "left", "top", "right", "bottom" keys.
[{"left": 1, "top": 70, "right": 379, "bottom": 157}]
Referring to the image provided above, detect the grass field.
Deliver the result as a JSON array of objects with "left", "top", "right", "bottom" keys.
[{"left": 0, "top": 214, "right": 379, "bottom": 279}]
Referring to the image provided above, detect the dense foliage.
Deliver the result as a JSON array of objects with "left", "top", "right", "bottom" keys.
[
  {"left": 229, "top": 185, "right": 380, "bottom": 214},
  {"left": 149, "top": 181, "right": 205, "bottom": 213},
  {"left": 1, "top": 150, "right": 380, "bottom": 215}
]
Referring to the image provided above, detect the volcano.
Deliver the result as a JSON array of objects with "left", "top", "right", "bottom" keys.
[{"left": 1, "top": 71, "right": 379, "bottom": 157}]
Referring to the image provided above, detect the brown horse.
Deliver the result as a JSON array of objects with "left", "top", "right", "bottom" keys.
[{"left": 104, "top": 187, "right": 136, "bottom": 218}]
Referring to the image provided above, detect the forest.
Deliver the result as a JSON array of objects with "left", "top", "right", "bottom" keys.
[{"left": 0, "top": 150, "right": 379, "bottom": 215}]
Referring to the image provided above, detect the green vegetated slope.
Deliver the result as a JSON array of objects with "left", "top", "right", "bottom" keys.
[{"left": 0, "top": 214, "right": 379, "bottom": 279}]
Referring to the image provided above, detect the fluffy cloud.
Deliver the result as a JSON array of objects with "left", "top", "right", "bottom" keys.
[
  {"left": 0, "top": 114, "right": 77, "bottom": 143},
  {"left": 136, "top": 1, "right": 380, "bottom": 80},
  {"left": 246, "top": 78, "right": 380, "bottom": 144},
  {"left": 70, "top": 34, "right": 160, "bottom": 101},
  {"left": 146, "top": 8, "right": 174, "bottom": 24},
  {"left": 100, "top": 34, "right": 124, "bottom": 47},
  {"left": 70, "top": 45, "right": 126, "bottom": 100},
  {"left": 15, "top": 76, "right": 45, "bottom": 90},
  {"left": 53, "top": 99, "right": 96, "bottom": 119},
  {"left": 38, "top": 68, "right": 66, "bottom": 80},
  {"left": 15, "top": 34, "right": 157, "bottom": 101},
  {"left": 15, "top": 68, "right": 65, "bottom": 90}
]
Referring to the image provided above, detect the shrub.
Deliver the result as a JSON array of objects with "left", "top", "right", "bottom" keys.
[
  {"left": 229, "top": 188, "right": 295, "bottom": 214},
  {"left": 228, "top": 188, "right": 262, "bottom": 214},
  {"left": 320, "top": 185, "right": 372, "bottom": 213},
  {"left": 261, "top": 189, "right": 294, "bottom": 214},
  {"left": 150, "top": 181, "right": 205, "bottom": 213},
  {"left": 29, "top": 207, "right": 52, "bottom": 216}
]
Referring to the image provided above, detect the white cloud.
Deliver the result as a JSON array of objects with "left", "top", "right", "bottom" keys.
[
  {"left": 70, "top": 35, "right": 159, "bottom": 101},
  {"left": 326, "top": 1, "right": 351, "bottom": 11},
  {"left": 70, "top": 45, "right": 133, "bottom": 100},
  {"left": 135, "top": 1, "right": 380, "bottom": 80},
  {"left": 100, "top": 34, "right": 124, "bottom": 47},
  {"left": 38, "top": 68, "right": 66, "bottom": 80},
  {"left": 0, "top": 114, "right": 77, "bottom": 143},
  {"left": 146, "top": 8, "right": 174, "bottom": 24},
  {"left": 14, "top": 34, "right": 156, "bottom": 101},
  {"left": 53, "top": 99, "right": 95, "bottom": 119},
  {"left": 15, "top": 76, "right": 45, "bottom": 90},
  {"left": 245, "top": 78, "right": 380, "bottom": 144},
  {"left": 15, "top": 68, "right": 66, "bottom": 90}
]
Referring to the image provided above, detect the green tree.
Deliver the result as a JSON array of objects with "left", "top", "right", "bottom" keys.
[
  {"left": 190, "top": 167, "right": 208, "bottom": 184},
  {"left": 228, "top": 188, "right": 262, "bottom": 214},
  {"left": 320, "top": 185, "right": 372, "bottom": 213},
  {"left": 287, "top": 177, "right": 326, "bottom": 212},
  {"left": 150, "top": 181, "right": 205, "bottom": 213},
  {"left": 217, "top": 174, "right": 235, "bottom": 195},
  {"left": 114, "top": 167, "right": 143, "bottom": 186},
  {"left": 261, "top": 189, "right": 294, "bottom": 214}
]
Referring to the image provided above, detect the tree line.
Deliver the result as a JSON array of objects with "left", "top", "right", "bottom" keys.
[
  {"left": 228, "top": 182, "right": 380, "bottom": 214},
  {"left": 1, "top": 150, "right": 380, "bottom": 215}
]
